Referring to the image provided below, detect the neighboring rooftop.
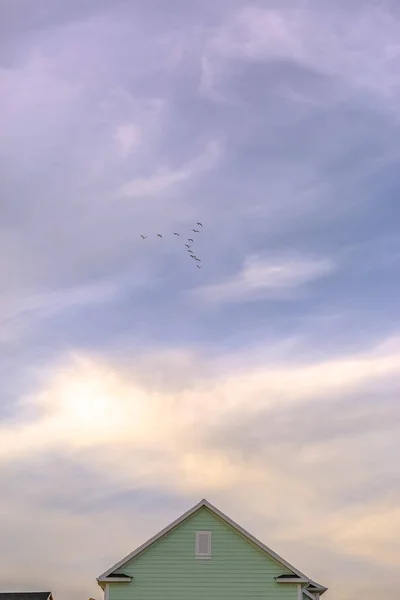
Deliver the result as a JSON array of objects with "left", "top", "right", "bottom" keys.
[{"left": 0, "top": 593, "right": 52, "bottom": 600}]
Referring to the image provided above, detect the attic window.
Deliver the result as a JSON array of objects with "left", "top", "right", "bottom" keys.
[{"left": 195, "top": 531, "right": 212, "bottom": 558}]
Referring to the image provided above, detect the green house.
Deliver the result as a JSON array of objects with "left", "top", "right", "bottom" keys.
[{"left": 97, "top": 499, "right": 327, "bottom": 600}]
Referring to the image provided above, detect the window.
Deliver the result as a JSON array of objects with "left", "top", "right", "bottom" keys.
[{"left": 195, "top": 531, "right": 212, "bottom": 558}]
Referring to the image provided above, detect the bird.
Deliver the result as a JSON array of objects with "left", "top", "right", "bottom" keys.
[
  {"left": 190, "top": 255, "right": 196, "bottom": 259},
  {"left": 188, "top": 249, "right": 194, "bottom": 254},
  {"left": 192, "top": 229, "right": 200, "bottom": 233},
  {"left": 197, "top": 222, "right": 203, "bottom": 227},
  {"left": 173, "top": 232, "right": 179, "bottom": 236},
  {"left": 196, "top": 264, "right": 203, "bottom": 269},
  {"left": 185, "top": 243, "right": 191, "bottom": 248},
  {"left": 188, "top": 238, "right": 194, "bottom": 242},
  {"left": 157, "top": 233, "right": 163, "bottom": 238},
  {"left": 140, "top": 234, "right": 147, "bottom": 239},
  {"left": 195, "top": 257, "right": 201, "bottom": 262}
]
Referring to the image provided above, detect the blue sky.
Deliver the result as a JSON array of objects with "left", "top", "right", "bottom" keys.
[{"left": 1, "top": 1, "right": 400, "bottom": 599}]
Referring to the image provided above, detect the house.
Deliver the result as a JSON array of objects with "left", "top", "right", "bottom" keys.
[
  {"left": 97, "top": 498, "right": 327, "bottom": 600},
  {"left": 0, "top": 594, "right": 54, "bottom": 600}
]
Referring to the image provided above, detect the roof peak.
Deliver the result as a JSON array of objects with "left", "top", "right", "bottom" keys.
[{"left": 98, "top": 498, "right": 308, "bottom": 581}]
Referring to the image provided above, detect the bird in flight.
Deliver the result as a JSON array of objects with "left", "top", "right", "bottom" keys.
[
  {"left": 188, "top": 238, "right": 193, "bottom": 242},
  {"left": 173, "top": 232, "right": 179, "bottom": 236},
  {"left": 195, "top": 257, "right": 201, "bottom": 262},
  {"left": 197, "top": 222, "right": 203, "bottom": 227},
  {"left": 192, "top": 229, "right": 200, "bottom": 233},
  {"left": 185, "top": 243, "right": 191, "bottom": 248},
  {"left": 196, "top": 264, "right": 203, "bottom": 269},
  {"left": 157, "top": 233, "right": 163, "bottom": 238},
  {"left": 140, "top": 234, "right": 147, "bottom": 239}
]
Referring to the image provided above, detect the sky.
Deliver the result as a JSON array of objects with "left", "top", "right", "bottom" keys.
[{"left": 0, "top": 0, "right": 400, "bottom": 599}]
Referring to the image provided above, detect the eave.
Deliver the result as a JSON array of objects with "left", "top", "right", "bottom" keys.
[
  {"left": 276, "top": 577, "right": 310, "bottom": 584},
  {"left": 97, "top": 575, "right": 133, "bottom": 588}
]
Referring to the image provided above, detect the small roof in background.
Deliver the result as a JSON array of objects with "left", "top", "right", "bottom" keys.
[{"left": 0, "top": 593, "right": 52, "bottom": 600}]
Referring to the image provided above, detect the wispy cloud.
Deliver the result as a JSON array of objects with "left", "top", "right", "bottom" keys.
[
  {"left": 0, "top": 281, "right": 120, "bottom": 344},
  {"left": 192, "top": 254, "right": 335, "bottom": 305},
  {"left": 2, "top": 282, "right": 118, "bottom": 322},
  {"left": 3, "top": 334, "right": 400, "bottom": 460},
  {"left": 118, "top": 140, "right": 221, "bottom": 198},
  {"left": 201, "top": 4, "right": 400, "bottom": 110},
  {"left": 114, "top": 123, "right": 141, "bottom": 158}
]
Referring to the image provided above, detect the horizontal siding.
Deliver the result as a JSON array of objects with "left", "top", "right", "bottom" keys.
[{"left": 109, "top": 507, "right": 298, "bottom": 600}]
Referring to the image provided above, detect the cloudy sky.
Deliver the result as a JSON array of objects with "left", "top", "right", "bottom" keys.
[{"left": 1, "top": 1, "right": 400, "bottom": 599}]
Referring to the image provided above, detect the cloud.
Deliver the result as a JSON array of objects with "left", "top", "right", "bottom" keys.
[
  {"left": 2, "top": 333, "right": 400, "bottom": 463},
  {"left": 0, "top": 280, "right": 120, "bottom": 345},
  {"left": 2, "top": 281, "right": 118, "bottom": 321},
  {"left": 0, "top": 51, "right": 79, "bottom": 134},
  {"left": 201, "top": 3, "right": 400, "bottom": 110},
  {"left": 192, "top": 254, "right": 335, "bottom": 305},
  {"left": 0, "top": 335, "right": 400, "bottom": 600},
  {"left": 114, "top": 123, "right": 141, "bottom": 158},
  {"left": 1, "top": 2, "right": 400, "bottom": 600},
  {"left": 118, "top": 139, "right": 221, "bottom": 198}
]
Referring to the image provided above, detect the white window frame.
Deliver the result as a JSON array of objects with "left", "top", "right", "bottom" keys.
[{"left": 195, "top": 530, "right": 212, "bottom": 559}]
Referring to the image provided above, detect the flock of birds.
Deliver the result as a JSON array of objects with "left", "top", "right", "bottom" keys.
[{"left": 140, "top": 222, "right": 204, "bottom": 268}]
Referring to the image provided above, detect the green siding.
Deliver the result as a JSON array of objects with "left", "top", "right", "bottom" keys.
[{"left": 109, "top": 507, "right": 298, "bottom": 600}]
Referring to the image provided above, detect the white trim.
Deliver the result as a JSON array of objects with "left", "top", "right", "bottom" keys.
[
  {"left": 276, "top": 578, "right": 310, "bottom": 584},
  {"left": 304, "top": 586, "right": 326, "bottom": 599},
  {"left": 298, "top": 584, "right": 302, "bottom": 600},
  {"left": 104, "top": 584, "right": 109, "bottom": 600},
  {"left": 98, "top": 577, "right": 133, "bottom": 583},
  {"left": 195, "top": 530, "right": 212, "bottom": 558},
  {"left": 96, "top": 498, "right": 326, "bottom": 594}
]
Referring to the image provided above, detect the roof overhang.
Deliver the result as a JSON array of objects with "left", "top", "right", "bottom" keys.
[
  {"left": 275, "top": 577, "right": 310, "bottom": 584},
  {"left": 307, "top": 585, "right": 327, "bottom": 593},
  {"left": 275, "top": 576, "right": 327, "bottom": 596},
  {"left": 97, "top": 576, "right": 133, "bottom": 587}
]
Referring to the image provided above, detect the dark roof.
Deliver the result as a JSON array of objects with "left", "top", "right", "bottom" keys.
[
  {"left": 276, "top": 574, "right": 301, "bottom": 579},
  {"left": 0, "top": 594, "right": 51, "bottom": 600}
]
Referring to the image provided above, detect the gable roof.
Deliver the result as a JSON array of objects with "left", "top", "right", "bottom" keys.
[
  {"left": 97, "top": 498, "right": 327, "bottom": 594},
  {"left": 0, "top": 594, "right": 53, "bottom": 600}
]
